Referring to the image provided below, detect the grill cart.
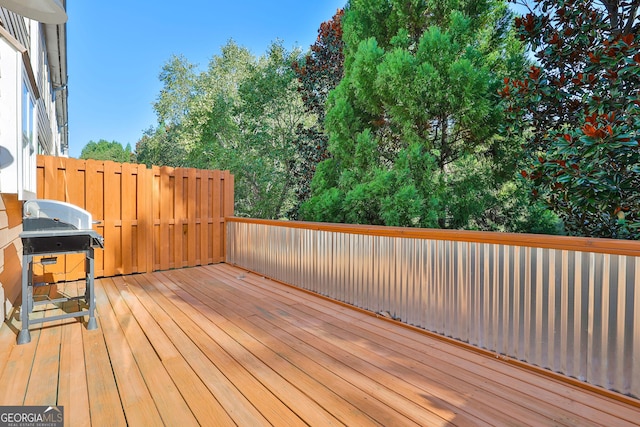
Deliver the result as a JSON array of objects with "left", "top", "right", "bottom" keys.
[{"left": 18, "top": 200, "right": 104, "bottom": 345}]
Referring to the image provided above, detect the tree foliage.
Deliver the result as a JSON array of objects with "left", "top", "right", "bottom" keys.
[
  {"left": 232, "top": 43, "right": 314, "bottom": 218},
  {"left": 290, "top": 9, "right": 345, "bottom": 217},
  {"left": 138, "top": 41, "right": 314, "bottom": 219},
  {"left": 301, "top": 0, "right": 556, "bottom": 232},
  {"left": 135, "top": 126, "right": 188, "bottom": 167},
  {"left": 80, "top": 139, "right": 134, "bottom": 163},
  {"left": 294, "top": 9, "right": 345, "bottom": 121},
  {"left": 502, "top": 0, "right": 640, "bottom": 239},
  {"left": 136, "top": 54, "right": 197, "bottom": 168}
]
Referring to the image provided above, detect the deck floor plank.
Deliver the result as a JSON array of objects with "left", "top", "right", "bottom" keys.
[
  {"left": 0, "top": 311, "right": 45, "bottom": 405},
  {"left": 23, "top": 315, "right": 63, "bottom": 406},
  {"left": 132, "top": 273, "right": 274, "bottom": 427},
  {"left": 162, "top": 267, "right": 474, "bottom": 427},
  {"left": 0, "top": 264, "right": 638, "bottom": 427},
  {"left": 230, "top": 275, "right": 589, "bottom": 427},
  {"left": 135, "top": 273, "right": 314, "bottom": 426},
  {"left": 176, "top": 266, "right": 550, "bottom": 427},
  {"left": 213, "top": 264, "right": 640, "bottom": 427},
  {"left": 154, "top": 269, "right": 415, "bottom": 427},
  {"left": 57, "top": 281, "right": 91, "bottom": 427},
  {"left": 143, "top": 276, "right": 345, "bottom": 427},
  {"left": 109, "top": 277, "right": 235, "bottom": 425},
  {"left": 270, "top": 274, "right": 640, "bottom": 427},
  {"left": 59, "top": 315, "right": 90, "bottom": 427},
  {"left": 101, "top": 277, "right": 199, "bottom": 427},
  {"left": 25, "top": 281, "right": 85, "bottom": 407},
  {"left": 0, "top": 313, "right": 20, "bottom": 379},
  {"left": 93, "top": 278, "right": 166, "bottom": 426},
  {"left": 119, "top": 276, "right": 237, "bottom": 427},
  {"left": 88, "top": 283, "right": 155, "bottom": 426}
]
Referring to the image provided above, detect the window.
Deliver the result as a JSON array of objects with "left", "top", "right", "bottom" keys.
[
  {"left": 0, "top": 29, "right": 39, "bottom": 200},
  {"left": 21, "top": 79, "right": 37, "bottom": 198}
]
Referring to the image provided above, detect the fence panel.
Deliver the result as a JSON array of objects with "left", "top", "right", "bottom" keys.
[{"left": 35, "top": 155, "right": 233, "bottom": 280}]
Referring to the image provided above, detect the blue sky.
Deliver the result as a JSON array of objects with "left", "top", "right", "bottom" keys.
[{"left": 66, "top": 1, "right": 346, "bottom": 158}]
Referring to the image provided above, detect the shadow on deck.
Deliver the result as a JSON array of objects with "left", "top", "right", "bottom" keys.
[{"left": 0, "top": 264, "right": 638, "bottom": 426}]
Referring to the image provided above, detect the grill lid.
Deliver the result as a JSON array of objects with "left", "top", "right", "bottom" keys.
[
  {"left": 20, "top": 200, "right": 104, "bottom": 252},
  {"left": 23, "top": 199, "right": 94, "bottom": 231}
]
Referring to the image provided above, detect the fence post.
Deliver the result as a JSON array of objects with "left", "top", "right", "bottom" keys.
[{"left": 222, "top": 171, "right": 235, "bottom": 261}]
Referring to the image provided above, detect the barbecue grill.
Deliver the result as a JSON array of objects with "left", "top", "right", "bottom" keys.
[{"left": 18, "top": 199, "right": 104, "bottom": 344}]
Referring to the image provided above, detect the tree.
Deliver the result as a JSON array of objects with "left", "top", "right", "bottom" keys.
[
  {"left": 301, "top": 0, "right": 549, "bottom": 231},
  {"left": 149, "top": 41, "right": 314, "bottom": 219},
  {"left": 183, "top": 41, "right": 254, "bottom": 166},
  {"left": 135, "top": 126, "right": 188, "bottom": 168},
  {"left": 502, "top": 0, "right": 640, "bottom": 239},
  {"left": 290, "top": 9, "right": 345, "bottom": 217},
  {"left": 80, "top": 139, "right": 134, "bottom": 163},
  {"left": 231, "top": 42, "right": 314, "bottom": 219},
  {"left": 135, "top": 54, "right": 198, "bottom": 168},
  {"left": 154, "top": 54, "right": 198, "bottom": 128},
  {"left": 294, "top": 9, "right": 345, "bottom": 122}
]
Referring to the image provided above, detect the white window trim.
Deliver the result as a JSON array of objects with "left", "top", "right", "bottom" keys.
[{"left": 0, "top": 25, "right": 40, "bottom": 200}]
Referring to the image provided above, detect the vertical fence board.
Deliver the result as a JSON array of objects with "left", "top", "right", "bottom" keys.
[
  {"left": 211, "top": 170, "right": 222, "bottom": 263},
  {"left": 63, "top": 161, "right": 86, "bottom": 282},
  {"left": 199, "top": 171, "right": 209, "bottom": 264},
  {"left": 85, "top": 159, "right": 104, "bottom": 277},
  {"left": 152, "top": 165, "right": 160, "bottom": 271},
  {"left": 121, "top": 163, "right": 135, "bottom": 275},
  {"left": 173, "top": 168, "right": 185, "bottom": 269},
  {"left": 36, "top": 159, "right": 45, "bottom": 199},
  {"left": 42, "top": 156, "right": 58, "bottom": 200},
  {"left": 35, "top": 155, "right": 233, "bottom": 279},
  {"left": 158, "top": 166, "right": 171, "bottom": 271},
  {"left": 35, "top": 157, "right": 63, "bottom": 281},
  {"left": 65, "top": 161, "right": 85, "bottom": 208},
  {"left": 221, "top": 171, "right": 234, "bottom": 261},
  {"left": 103, "top": 161, "right": 120, "bottom": 277},
  {"left": 187, "top": 168, "right": 197, "bottom": 266},
  {"left": 138, "top": 166, "right": 153, "bottom": 273}
]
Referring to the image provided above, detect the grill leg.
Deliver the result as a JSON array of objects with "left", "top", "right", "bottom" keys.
[
  {"left": 86, "top": 248, "right": 97, "bottom": 331},
  {"left": 18, "top": 254, "right": 33, "bottom": 345},
  {"left": 17, "top": 329, "right": 31, "bottom": 345}
]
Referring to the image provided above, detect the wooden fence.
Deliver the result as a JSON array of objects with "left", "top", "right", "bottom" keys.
[{"left": 35, "top": 155, "right": 234, "bottom": 281}]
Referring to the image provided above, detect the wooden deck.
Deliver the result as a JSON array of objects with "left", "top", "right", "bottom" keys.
[{"left": 0, "top": 264, "right": 638, "bottom": 426}]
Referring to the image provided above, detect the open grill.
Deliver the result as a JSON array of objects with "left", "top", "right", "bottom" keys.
[{"left": 18, "top": 200, "right": 103, "bottom": 344}]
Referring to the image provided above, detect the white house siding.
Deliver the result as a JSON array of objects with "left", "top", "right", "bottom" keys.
[{"left": 0, "top": 7, "right": 67, "bottom": 319}]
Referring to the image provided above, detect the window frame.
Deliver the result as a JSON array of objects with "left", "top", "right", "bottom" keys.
[{"left": 0, "top": 26, "right": 40, "bottom": 200}]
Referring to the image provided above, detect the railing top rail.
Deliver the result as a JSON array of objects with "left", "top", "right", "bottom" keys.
[{"left": 226, "top": 217, "right": 640, "bottom": 257}]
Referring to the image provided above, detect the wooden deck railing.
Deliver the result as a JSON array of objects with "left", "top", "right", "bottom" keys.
[
  {"left": 35, "top": 155, "right": 234, "bottom": 280},
  {"left": 226, "top": 217, "right": 640, "bottom": 399}
]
